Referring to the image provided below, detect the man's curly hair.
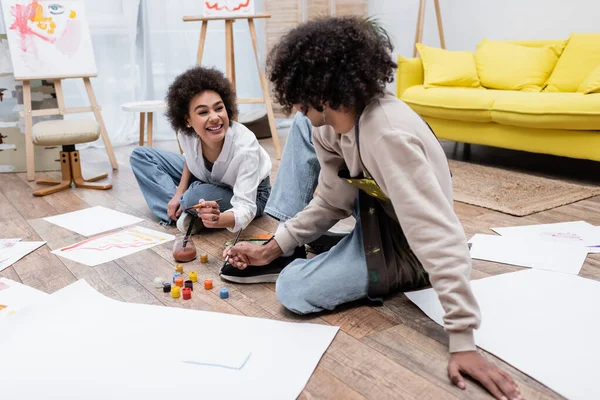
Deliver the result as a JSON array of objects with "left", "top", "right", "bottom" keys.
[
  {"left": 165, "top": 66, "right": 238, "bottom": 136},
  {"left": 266, "top": 16, "right": 397, "bottom": 115}
]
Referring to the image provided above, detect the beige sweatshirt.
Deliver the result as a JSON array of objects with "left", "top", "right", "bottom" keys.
[{"left": 275, "top": 93, "right": 481, "bottom": 353}]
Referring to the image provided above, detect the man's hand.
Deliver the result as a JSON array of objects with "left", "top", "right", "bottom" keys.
[
  {"left": 167, "top": 194, "right": 182, "bottom": 220},
  {"left": 448, "top": 351, "right": 521, "bottom": 400},
  {"left": 197, "top": 200, "right": 221, "bottom": 228},
  {"left": 222, "top": 240, "right": 283, "bottom": 269}
]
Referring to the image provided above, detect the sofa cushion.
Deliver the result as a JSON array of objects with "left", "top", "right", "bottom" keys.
[
  {"left": 491, "top": 92, "right": 600, "bottom": 130},
  {"left": 416, "top": 44, "right": 481, "bottom": 88},
  {"left": 401, "top": 86, "right": 510, "bottom": 122},
  {"left": 474, "top": 39, "right": 563, "bottom": 92},
  {"left": 578, "top": 64, "right": 600, "bottom": 94},
  {"left": 544, "top": 33, "right": 600, "bottom": 92}
]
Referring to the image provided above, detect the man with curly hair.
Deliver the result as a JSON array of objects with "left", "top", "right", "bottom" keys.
[
  {"left": 130, "top": 66, "right": 272, "bottom": 234},
  {"left": 222, "top": 16, "right": 521, "bottom": 400}
]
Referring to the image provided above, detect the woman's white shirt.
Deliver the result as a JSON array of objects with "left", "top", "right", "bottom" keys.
[{"left": 177, "top": 121, "right": 272, "bottom": 231}]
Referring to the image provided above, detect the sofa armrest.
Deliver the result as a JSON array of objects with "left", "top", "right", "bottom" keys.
[{"left": 396, "top": 56, "right": 424, "bottom": 97}]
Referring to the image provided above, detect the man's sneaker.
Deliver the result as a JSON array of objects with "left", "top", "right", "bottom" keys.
[
  {"left": 307, "top": 232, "right": 347, "bottom": 254},
  {"left": 219, "top": 246, "right": 307, "bottom": 283},
  {"left": 176, "top": 212, "right": 204, "bottom": 234}
]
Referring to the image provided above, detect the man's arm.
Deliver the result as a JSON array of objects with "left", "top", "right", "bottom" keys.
[
  {"left": 364, "top": 130, "right": 481, "bottom": 352},
  {"left": 274, "top": 128, "right": 358, "bottom": 255}
]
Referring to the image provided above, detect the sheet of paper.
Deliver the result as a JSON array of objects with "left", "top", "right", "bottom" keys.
[
  {"left": 588, "top": 226, "right": 600, "bottom": 254},
  {"left": 491, "top": 220, "right": 600, "bottom": 251},
  {"left": 43, "top": 206, "right": 144, "bottom": 237},
  {"left": 0, "top": 278, "right": 48, "bottom": 323},
  {"left": 0, "top": 239, "right": 21, "bottom": 249},
  {"left": 469, "top": 234, "right": 587, "bottom": 275},
  {"left": 0, "top": 241, "right": 46, "bottom": 272},
  {"left": 0, "top": 280, "right": 339, "bottom": 400},
  {"left": 406, "top": 269, "right": 600, "bottom": 400},
  {"left": 52, "top": 226, "right": 174, "bottom": 267},
  {"left": 0, "top": 238, "right": 21, "bottom": 262}
]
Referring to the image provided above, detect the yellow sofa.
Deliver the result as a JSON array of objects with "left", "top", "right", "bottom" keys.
[{"left": 396, "top": 40, "right": 600, "bottom": 162}]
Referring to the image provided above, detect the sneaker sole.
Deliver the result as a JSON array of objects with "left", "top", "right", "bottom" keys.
[{"left": 219, "top": 273, "right": 280, "bottom": 284}]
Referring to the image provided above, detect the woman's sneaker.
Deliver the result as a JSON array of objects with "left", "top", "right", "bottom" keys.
[{"left": 219, "top": 246, "right": 307, "bottom": 283}]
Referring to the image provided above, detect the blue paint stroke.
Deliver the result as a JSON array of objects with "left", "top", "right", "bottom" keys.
[{"left": 181, "top": 352, "right": 252, "bottom": 370}]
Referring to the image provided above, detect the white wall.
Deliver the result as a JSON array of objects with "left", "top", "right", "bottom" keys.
[{"left": 369, "top": 0, "right": 600, "bottom": 89}]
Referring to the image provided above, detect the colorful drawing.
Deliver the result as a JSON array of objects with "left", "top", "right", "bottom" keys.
[
  {"left": 202, "top": 0, "right": 255, "bottom": 17},
  {"left": 540, "top": 231, "right": 584, "bottom": 242},
  {"left": 60, "top": 228, "right": 168, "bottom": 253},
  {"left": 52, "top": 226, "right": 175, "bottom": 267},
  {"left": 1, "top": 0, "right": 97, "bottom": 79}
]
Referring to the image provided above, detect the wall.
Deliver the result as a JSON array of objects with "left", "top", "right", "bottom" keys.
[{"left": 368, "top": 0, "right": 600, "bottom": 89}]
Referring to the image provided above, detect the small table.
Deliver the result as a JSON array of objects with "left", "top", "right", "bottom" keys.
[{"left": 122, "top": 100, "right": 167, "bottom": 147}]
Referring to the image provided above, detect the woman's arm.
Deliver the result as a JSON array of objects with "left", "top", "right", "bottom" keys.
[{"left": 167, "top": 162, "right": 193, "bottom": 220}]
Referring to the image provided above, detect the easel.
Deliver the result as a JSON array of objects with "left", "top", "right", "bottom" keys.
[
  {"left": 413, "top": 0, "right": 446, "bottom": 57},
  {"left": 19, "top": 74, "right": 118, "bottom": 181},
  {"left": 183, "top": 12, "right": 282, "bottom": 159}
]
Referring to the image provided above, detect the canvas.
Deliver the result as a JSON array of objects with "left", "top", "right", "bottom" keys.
[
  {"left": 0, "top": 0, "right": 97, "bottom": 79},
  {"left": 202, "top": 0, "right": 255, "bottom": 17}
]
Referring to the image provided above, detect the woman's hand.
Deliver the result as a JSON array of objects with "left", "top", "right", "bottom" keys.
[
  {"left": 197, "top": 199, "right": 222, "bottom": 228},
  {"left": 167, "top": 194, "right": 183, "bottom": 221}
]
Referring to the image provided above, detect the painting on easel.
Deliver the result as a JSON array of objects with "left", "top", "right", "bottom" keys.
[
  {"left": 0, "top": 0, "right": 97, "bottom": 80},
  {"left": 202, "top": 0, "right": 255, "bottom": 17}
]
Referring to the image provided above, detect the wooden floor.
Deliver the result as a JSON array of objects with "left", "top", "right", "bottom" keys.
[{"left": 2, "top": 136, "right": 600, "bottom": 400}]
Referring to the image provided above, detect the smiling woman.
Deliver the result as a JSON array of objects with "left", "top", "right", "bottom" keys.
[{"left": 130, "top": 66, "right": 272, "bottom": 234}]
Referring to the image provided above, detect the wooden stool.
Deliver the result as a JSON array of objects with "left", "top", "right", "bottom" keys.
[
  {"left": 31, "top": 119, "right": 112, "bottom": 197},
  {"left": 122, "top": 100, "right": 167, "bottom": 147}
]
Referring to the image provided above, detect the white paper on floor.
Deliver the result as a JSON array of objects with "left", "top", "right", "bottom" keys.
[
  {"left": 0, "top": 241, "right": 46, "bottom": 272},
  {"left": 43, "top": 206, "right": 144, "bottom": 237},
  {"left": 0, "top": 238, "right": 21, "bottom": 250},
  {"left": 491, "top": 220, "right": 600, "bottom": 253},
  {"left": 0, "top": 238, "right": 21, "bottom": 262},
  {"left": 469, "top": 234, "right": 588, "bottom": 275},
  {"left": 588, "top": 226, "right": 600, "bottom": 254},
  {"left": 406, "top": 269, "right": 600, "bottom": 400},
  {"left": 52, "top": 226, "right": 174, "bottom": 267},
  {"left": 0, "top": 278, "right": 48, "bottom": 323},
  {"left": 0, "top": 280, "right": 339, "bottom": 400}
]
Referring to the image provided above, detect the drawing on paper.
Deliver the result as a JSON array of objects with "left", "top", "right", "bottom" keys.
[
  {"left": 203, "top": 0, "right": 254, "bottom": 17},
  {"left": 59, "top": 227, "right": 170, "bottom": 253},
  {"left": 1, "top": 0, "right": 97, "bottom": 79},
  {"left": 0, "top": 239, "right": 20, "bottom": 250},
  {"left": 540, "top": 231, "right": 584, "bottom": 242},
  {"left": 52, "top": 226, "right": 174, "bottom": 267}
]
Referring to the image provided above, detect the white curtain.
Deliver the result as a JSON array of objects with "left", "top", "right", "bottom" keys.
[
  {"left": 2, "top": 0, "right": 269, "bottom": 148},
  {"left": 60, "top": 0, "right": 141, "bottom": 147},
  {"left": 142, "top": 0, "right": 267, "bottom": 144}
]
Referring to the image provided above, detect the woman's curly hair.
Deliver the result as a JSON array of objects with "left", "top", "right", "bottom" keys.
[
  {"left": 165, "top": 66, "right": 238, "bottom": 136},
  {"left": 266, "top": 16, "right": 397, "bottom": 115}
]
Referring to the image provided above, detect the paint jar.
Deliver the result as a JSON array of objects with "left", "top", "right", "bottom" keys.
[{"left": 172, "top": 235, "right": 197, "bottom": 263}]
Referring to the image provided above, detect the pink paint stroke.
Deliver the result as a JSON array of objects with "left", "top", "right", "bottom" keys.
[
  {"left": 9, "top": 1, "right": 56, "bottom": 55},
  {"left": 205, "top": 0, "right": 251, "bottom": 12},
  {"left": 63, "top": 241, "right": 164, "bottom": 252},
  {"left": 55, "top": 18, "right": 81, "bottom": 56}
]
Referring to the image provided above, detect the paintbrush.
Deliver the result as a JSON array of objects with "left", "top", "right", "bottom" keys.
[
  {"left": 182, "top": 198, "right": 223, "bottom": 247},
  {"left": 184, "top": 198, "right": 223, "bottom": 213},
  {"left": 182, "top": 214, "right": 197, "bottom": 248},
  {"left": 221, "top": 229, "right": 243, "bottom": 271}
]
